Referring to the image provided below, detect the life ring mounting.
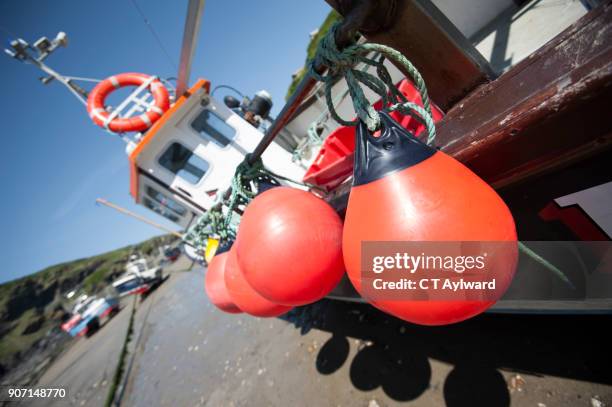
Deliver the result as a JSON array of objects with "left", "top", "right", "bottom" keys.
[{"left": 86, "top": 72, "right": 170, "bottom": 133}]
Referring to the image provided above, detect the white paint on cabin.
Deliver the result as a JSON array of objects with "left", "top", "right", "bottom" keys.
[
  {"left": 470, "top": 0, "right": 588, "bottom": 73},
  {"left": 433, "top": 0, "right": 515, "bottom": 38}
]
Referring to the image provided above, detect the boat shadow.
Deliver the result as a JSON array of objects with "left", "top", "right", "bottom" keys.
[
  {"left": 140, "top": 274, "right": 171, "bottom": 302},
  {"left": 281, "top": 299, "right": 611, "bottom": 406}
]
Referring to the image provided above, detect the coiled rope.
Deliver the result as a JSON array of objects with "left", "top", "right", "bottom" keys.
[
  {"left": 223, "top": 157, "right": 279, "bottom": 229},
  {"left": 183, "top": 207, "right": 234, "bottom": 251},
  {"left": 308, "top": 23, "right": 437, "bottom": 145}
]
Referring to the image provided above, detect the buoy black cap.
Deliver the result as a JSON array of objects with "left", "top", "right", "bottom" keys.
[
  {"left": 215, "top": 240, "right": 234, "bottom": 255},
  {"left": 353, "top": 112, "right": 436, "bottom": 186}
]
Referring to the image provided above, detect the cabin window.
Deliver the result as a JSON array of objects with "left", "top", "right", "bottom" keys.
[
  {"left": 145, "top": 186, "right": 187, "bottom": 216},
  {"left": 158, "top": 142, "right": 209, "bottom": 184},
  {"left": 191, "top": 109, "right": 236, "bottom": 148},
  {"left": 143, "top": 197, "right": 180, "bottom": 222}
]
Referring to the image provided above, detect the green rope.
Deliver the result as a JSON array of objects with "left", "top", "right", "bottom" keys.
[
  {"left": 294, "top": 52, "right": 385, "bottom": 162},
  {"left": 307, "top": 122, "right": 324, "bottom": 147},
  {"left": 224, "top": 158, "right": 271, "bottom": 229},
  {"left": 292, "top": 122, "right": 324, "bottom": 162},
  {"left": 183, "top": 207, "right": 234, "bottom": 252},
  {"left": 308, "top": 23, "right": 437, "bottom": 145},
  {"left": 224, "top": 156, "right": 326, "bottom": 229},
  {"left": 518, "top": 242, "right": 575, "bottom": 289},
  {"left": 185, "top": 154, "right": 323, "bottom": 251}
]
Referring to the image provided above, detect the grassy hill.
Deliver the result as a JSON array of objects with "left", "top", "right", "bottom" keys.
[{"left": 0, "top": 234, "right": 178, "bottom": 377}]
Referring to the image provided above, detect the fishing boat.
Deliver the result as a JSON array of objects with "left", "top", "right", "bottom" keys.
[
  {"left": 112, "top": 274, "right": 151, "bottom": 298},
  {"left": 111, "top": 254, "right": 163, "bottom": 297},
  {"left": 5, "top": 0, "right": 612, "bottom": 316}
]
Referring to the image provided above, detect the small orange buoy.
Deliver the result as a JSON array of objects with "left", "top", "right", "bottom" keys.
[
  {"left": 204, "top": 251, "right": 242, "bottom": 314},
  {"left": 343, "top": 112, "right": 517, "bottom": 325},
  {"left": 224, "top": 247, "right": 293, "bottom": 317},
  {"left": 235, "top": 187, "right": 345, "bottom": 306}
]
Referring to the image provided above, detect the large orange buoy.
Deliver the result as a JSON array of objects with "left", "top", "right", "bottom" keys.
[
  {"left": 343, "top": 112, "right": 518, "bottom": 325},
  {"left": 204, "top": 251, "right": 242, "bottom": 314},
  {"left": 235, "top": 187, "right": 345, "bottom": 306},
  {"left": 224, "top": 247, "right": 293, "bottom": 317}
]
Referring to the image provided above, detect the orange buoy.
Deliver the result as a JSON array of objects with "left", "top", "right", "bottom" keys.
[
  {"left": 204, "top": 251, "right": 242, "bottom": 314},
  {"left": 87, "top": 72, "right": 170, "bottom": 133},
  {"left": 235, "top": 187, "right": 345, "bottom": 306},
  {"left": 343, "top": 112, "right": 517, "bottom": 325},
  {"left": 224, "top": 247, "right": 293, "bottom": 317}
]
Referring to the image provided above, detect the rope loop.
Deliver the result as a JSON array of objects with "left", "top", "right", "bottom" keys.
[
  {"left": 224, "top": 155, "right": 327, "bottom": 227},
  {"left": 225, "top": 157, "right": 273, "bottom": 228},
  {"left": 183, "top": 206, "right": 234, "bottom": 252},
  {"left": 307, "top": 22, "right": 437, "bottom": 144}
]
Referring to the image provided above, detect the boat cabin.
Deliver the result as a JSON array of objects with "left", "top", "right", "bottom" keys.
[{"left": 125, "top": 79, "right": 305, "bottom": 228}]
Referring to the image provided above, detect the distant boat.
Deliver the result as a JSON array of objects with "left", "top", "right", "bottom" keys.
[{"left": 61, "top": 294, "right": 119, "bottom": 337}]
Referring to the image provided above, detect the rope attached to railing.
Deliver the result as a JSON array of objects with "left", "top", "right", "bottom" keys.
[{"left": 308, "top": 23, "right": 437, "bottom": 145}]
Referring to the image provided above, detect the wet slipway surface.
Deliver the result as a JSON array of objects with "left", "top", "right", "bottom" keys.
[
  {"left": 31, "top": 296, "right": 132, "bottom": 406},
  {"left": 121, "top": 262, "right": 612, "bottom": 407},
  {"left": 35, "top": 257, "right": 612, "bottom": 406}
]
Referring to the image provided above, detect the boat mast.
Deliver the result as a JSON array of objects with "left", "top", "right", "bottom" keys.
[
  {"left": 176, "top": 0, "right": 206, "bottom": 97},
  {"left": 4, "top": 32, "right": 96, "bottom": 105}
]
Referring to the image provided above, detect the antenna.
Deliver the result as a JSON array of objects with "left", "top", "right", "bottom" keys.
[
  {"left": 4, "top": 32, "right": 173, "bottom": 144},
  {"left": 3, "top": 32, "right": 99, "bottom": 105}
]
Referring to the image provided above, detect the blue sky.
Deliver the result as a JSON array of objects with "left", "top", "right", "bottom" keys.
[{"left": 0, "top": 0, "right": 330, "bottom": 283}]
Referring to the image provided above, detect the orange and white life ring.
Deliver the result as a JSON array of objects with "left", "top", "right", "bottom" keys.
[{"left": 86, "top": 72, "right": 170, "bottom": 133}]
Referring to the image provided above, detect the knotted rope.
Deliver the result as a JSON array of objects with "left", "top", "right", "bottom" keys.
[
  {"left": 183, "top": 206, "right": 233, "bottom": 251},
  {"left": 292, "top": 122, "right": 324, "bottom": 162},
  {"left": 223, "top": 157, "right": 279, "bottom": 229},
  {"left": 308, "top": 23, "right": 437, "bottom": 145},
  {"left": 223, "top": 156, "right": 323, "bottom": 229}
]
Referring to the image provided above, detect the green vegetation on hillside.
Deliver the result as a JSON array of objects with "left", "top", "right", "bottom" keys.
[
  {"left": 285, "top": 10, "right": 341, "bottom": 100},
  {"left": 0, "top": 234, "right": 178, "bottom": 375}
]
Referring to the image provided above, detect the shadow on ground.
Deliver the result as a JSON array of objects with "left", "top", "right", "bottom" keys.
[
  {"left": 282, "top": 300, "right": 611, "bottom": 406},
  {"left": 140, "top": 274, "right": 171, "bottom": 301}
]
